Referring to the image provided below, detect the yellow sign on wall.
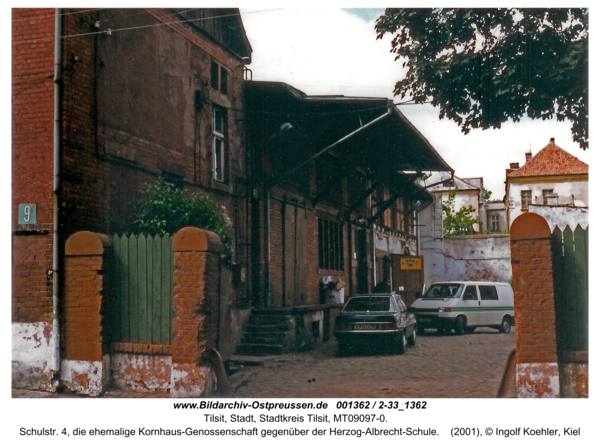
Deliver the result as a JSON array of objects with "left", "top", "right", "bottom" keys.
[{"left": 400, "top": 258, "right": 422, "bottom": 270}]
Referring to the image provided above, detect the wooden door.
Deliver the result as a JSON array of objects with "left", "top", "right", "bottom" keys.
[
  {"left": 392, "top": 255, "right": 424, "bottom": 307},
  {"left": 284, "top": 204, "right": 306, "bottom": 306}
]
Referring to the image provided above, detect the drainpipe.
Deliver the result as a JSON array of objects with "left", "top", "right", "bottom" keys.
[
  {"left": 264, "top": 187, "right": 271, "bottom": 307},
  {"left": 370, "top": 194, "right": 376, "bottom": 290},
  {"left": 52, "top": 8, "right": 62, "bottom": 384}
]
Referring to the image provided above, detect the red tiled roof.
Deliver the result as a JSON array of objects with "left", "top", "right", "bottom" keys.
[{"left": 508, "top": 139, "right": 588, "bottom": 178}]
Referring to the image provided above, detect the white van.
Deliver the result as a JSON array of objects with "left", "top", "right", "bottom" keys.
[{"left": 409, "top": 281, "right": 514, "bottom": 335}]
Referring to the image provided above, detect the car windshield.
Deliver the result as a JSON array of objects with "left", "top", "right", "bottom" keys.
[
  {"left": 343, "top": 296, "right": 394, "bottom": 312},
  {"left": 423, "top": 284, "right": 464, "bottom": 299}
]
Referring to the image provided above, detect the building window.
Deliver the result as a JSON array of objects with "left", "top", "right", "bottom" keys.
[
  {"left": 318, "top": 217, "right": 344, "bottom": 272},
  {"left": 521, "top": 190, "right": 532, "bottom": 210},
  {"left": 543, "top": 189, "right": 554, "bottom": 205},
  {"left": 211, "top": 60, "right": 228, "bottom": 95},
  {"left": 212, "top": 106, "right": 226, "bottom": 182},
  {"left": 490, "top": 214, "right": 500, "bottom": 231}
]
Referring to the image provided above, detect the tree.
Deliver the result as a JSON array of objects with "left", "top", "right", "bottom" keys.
[
  {"left": 128, "top": 176, "right": 232, "bottom": 255},
  {"left": 441, "top": 188, "right": 480, "bottom": 236},
  {"left": 375, "top": 8, "right": 588, "bottom": 149}
]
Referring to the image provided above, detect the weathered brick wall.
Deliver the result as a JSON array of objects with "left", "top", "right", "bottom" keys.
[
  {"left": 62, "top": 255, "right": 105, "bottom": 361},
  {"left": 511, "top": 238, "right": 558, "bottom": 364},
  {"left": 171, "top": 227, "right": 223, "bottom": 397},
  {"left": 61, "top": 231, "right": 112, "bottom": 396},
  {"left": 510, "top": 213, "right": 560, "bottom": 398},
  {"left": 12, "top": 8, "right": 56, "bottom": 324},
  {"left": 63, "top": 232, "right": 113, "bottom": 361},
  {"left": 267, "top": 192, "right": 350, "bottom": 307}
]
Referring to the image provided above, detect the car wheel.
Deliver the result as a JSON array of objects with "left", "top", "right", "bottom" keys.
[
  {"left": 408, "top": 326, "right": 417, "bottom": 346},
  {"left": 455, "top": 316, "right": 467, "bottom": 335},
  {"left": 499, "top": 316, "right": 511, "bottom": 334},
  {"left": 397, "top": 331, "right": 407, "bottom": 354}
]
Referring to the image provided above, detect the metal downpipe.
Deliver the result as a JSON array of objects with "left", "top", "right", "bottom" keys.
[{"left": 52, "top": 8, "right": 62, "bottom": 384}]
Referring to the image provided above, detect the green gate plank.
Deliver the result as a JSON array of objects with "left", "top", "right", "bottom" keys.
[
  {"left": 146, "top": 235, "right": 154, "bottom": 342},
  {"left": 161, "top": 236, "right": 172, "bottom": 342},
  {"left": 574, "top": 225, "right": 588, "bottom": 350},
  {"left": 120, "top": 234, "right": 130, "bottom": 342},
  {"left": 561, "top": 226, "right": 577, "bottom": 350},
  {"left": 129, "top": 234, "right": 139, "bottom": 342},
  {"left": 112, "top": 235, "right": 122, "bottom": 343},
  {"left": 551, "top": 227, "right": 565, "bottom": 346},
  {"left": 138, "top": 235, "right": 148, "bottom": 342},
  {"left": 171, "top": 237, "right": 175, "bottom": 341},
  {"left": 152, "top": 235, "right": 163, "bottom": 343}
]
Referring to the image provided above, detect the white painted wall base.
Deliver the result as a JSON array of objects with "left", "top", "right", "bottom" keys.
[
  {"left": 170, "top": 363, "right": 215, "bottom": 398},
  {"left": 61, "top": 357, "right": 109, "bottom": 397},
  {"left": 12, "top": 322, "right": 57, "bottom": 391},
  {"left": 517, "top": 362, "right": 560, "bottom": 398}
]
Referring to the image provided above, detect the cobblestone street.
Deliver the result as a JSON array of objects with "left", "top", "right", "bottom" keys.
[{"left": 230, "top": 328, "right": 517, "bottom": 398}]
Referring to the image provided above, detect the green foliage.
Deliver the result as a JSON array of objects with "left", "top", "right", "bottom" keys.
[
  {"left": 375, "top": 8, "right": 588, "bottom": 149},
  {"left": 416, "top": 172, "right": 432, "bottom": 182},
  {"left": 441, "top": 188, "right": 480, "bottom": 236},
  {"left": 484, "top": 228, "right": 510, "bottom": 234},
  {"left": 128, "top": 176, "right": 232, "bottom": 255},
  {"left": 484, "top": 189, "right": 492, "bottom": 200}
]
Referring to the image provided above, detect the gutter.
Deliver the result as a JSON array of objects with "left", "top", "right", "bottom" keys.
[{"left": 52, "top": 8, "right": 62, "bottom": 384}]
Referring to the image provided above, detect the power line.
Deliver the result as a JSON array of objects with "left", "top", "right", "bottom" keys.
[
  {"left": 12, "top": 8, "right": 281, "bottom": 44},
  {"left": 12, "top": 8, "right": 108, "bottom": 23}
]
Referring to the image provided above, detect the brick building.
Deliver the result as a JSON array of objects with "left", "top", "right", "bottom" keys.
[
  {"left": 13, "top": 8, "right": 454, "bottom": 390},
  {"left": 12, "top": 8, "right": 252, "bottom": 391},
  {"left": 236, "top": 82, "right": 451, "bottom": 354}
]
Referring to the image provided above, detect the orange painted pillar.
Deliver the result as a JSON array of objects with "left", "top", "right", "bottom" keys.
[
  {"left": 63, "top": 231, "right": 113, "bottom": 396},
  {"left": 510, "top": 213, "right": 560, "bottom": 397},
  {"left": 170, "top": 227, "right": 223, "bottom": 397}
]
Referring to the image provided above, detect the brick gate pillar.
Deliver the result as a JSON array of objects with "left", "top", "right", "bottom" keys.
[
  {"left": 170, "top": 227, "right": 223, "bottom": 397},
  {"left": 510, "top": 213, "right": 560, "bottom": 398},
  {"left": 63, "top": 231, "right": 113, "bottom": 396}
]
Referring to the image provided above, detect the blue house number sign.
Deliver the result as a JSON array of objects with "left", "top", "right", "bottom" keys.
[{"left": 18, "top": 204, "right": 37, "bottom": 225}]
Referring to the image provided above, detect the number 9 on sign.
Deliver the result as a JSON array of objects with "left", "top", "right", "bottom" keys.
[{"left": 18, "top": 203, "right": 37, "bottom": 225}]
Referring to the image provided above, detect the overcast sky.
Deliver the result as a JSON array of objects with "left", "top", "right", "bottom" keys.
[{"left": 240, "top": 7, "right": 592, "bottom": 199}]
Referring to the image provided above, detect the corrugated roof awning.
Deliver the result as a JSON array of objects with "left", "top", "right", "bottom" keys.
[{"left": 245, "top": 81, "right": 453, "bottom": 175}]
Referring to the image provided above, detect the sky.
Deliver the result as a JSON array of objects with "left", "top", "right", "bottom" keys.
[{"left": 239, "top": 7, "right": 592, "bottom": 200}]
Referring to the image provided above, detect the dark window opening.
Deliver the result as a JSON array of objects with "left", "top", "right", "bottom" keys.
[
  {"left": 220, "top": 66, "right": 228, "bottom": 94},
  {"left": 318, "top": 217, "right": 344, "bottom": 272},
  {"left": 543, "top": 189, "right": 554, "bottom": 205},
  {"left": 490, "top": 214, "right": 500, "bottom": 231},
  {"left": 212, "top": 106, "right": 227, "bottom": 182},
  {"left": 521, "top": 190, "right": 532, "bottom": 210},
  {"left": 211, "top": 60, "right": 229, "bottom": 95}
]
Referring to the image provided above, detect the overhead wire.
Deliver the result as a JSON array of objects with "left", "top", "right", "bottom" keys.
[
  {"left": 11, "top": 8, "right": 109, "bottom": 23},
  {"left": 12, "top": 8, "right": 282, "bottom": 44}
]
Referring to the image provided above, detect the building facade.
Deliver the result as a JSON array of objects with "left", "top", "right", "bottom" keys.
[
  {"left": 12, "top": 7, "right": 252, "bottom": 391},
  {"left": 505, "top": 138, "right": 588, "bottom": 229}
]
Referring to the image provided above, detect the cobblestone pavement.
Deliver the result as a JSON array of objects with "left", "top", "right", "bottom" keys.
[
  {"left": 231, "top": 328, "right": 517, "bottom": 398},
  {"left": 12, "top": 328, "right": 516, "bottom": 399}
]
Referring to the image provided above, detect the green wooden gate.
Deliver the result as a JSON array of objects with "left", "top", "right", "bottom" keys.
[
  {"left": 551, "top": 224, "right": 588, "bottom": 352},
  {"left": 110, "top": 234, "right": 175, "bottom": 344}
]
